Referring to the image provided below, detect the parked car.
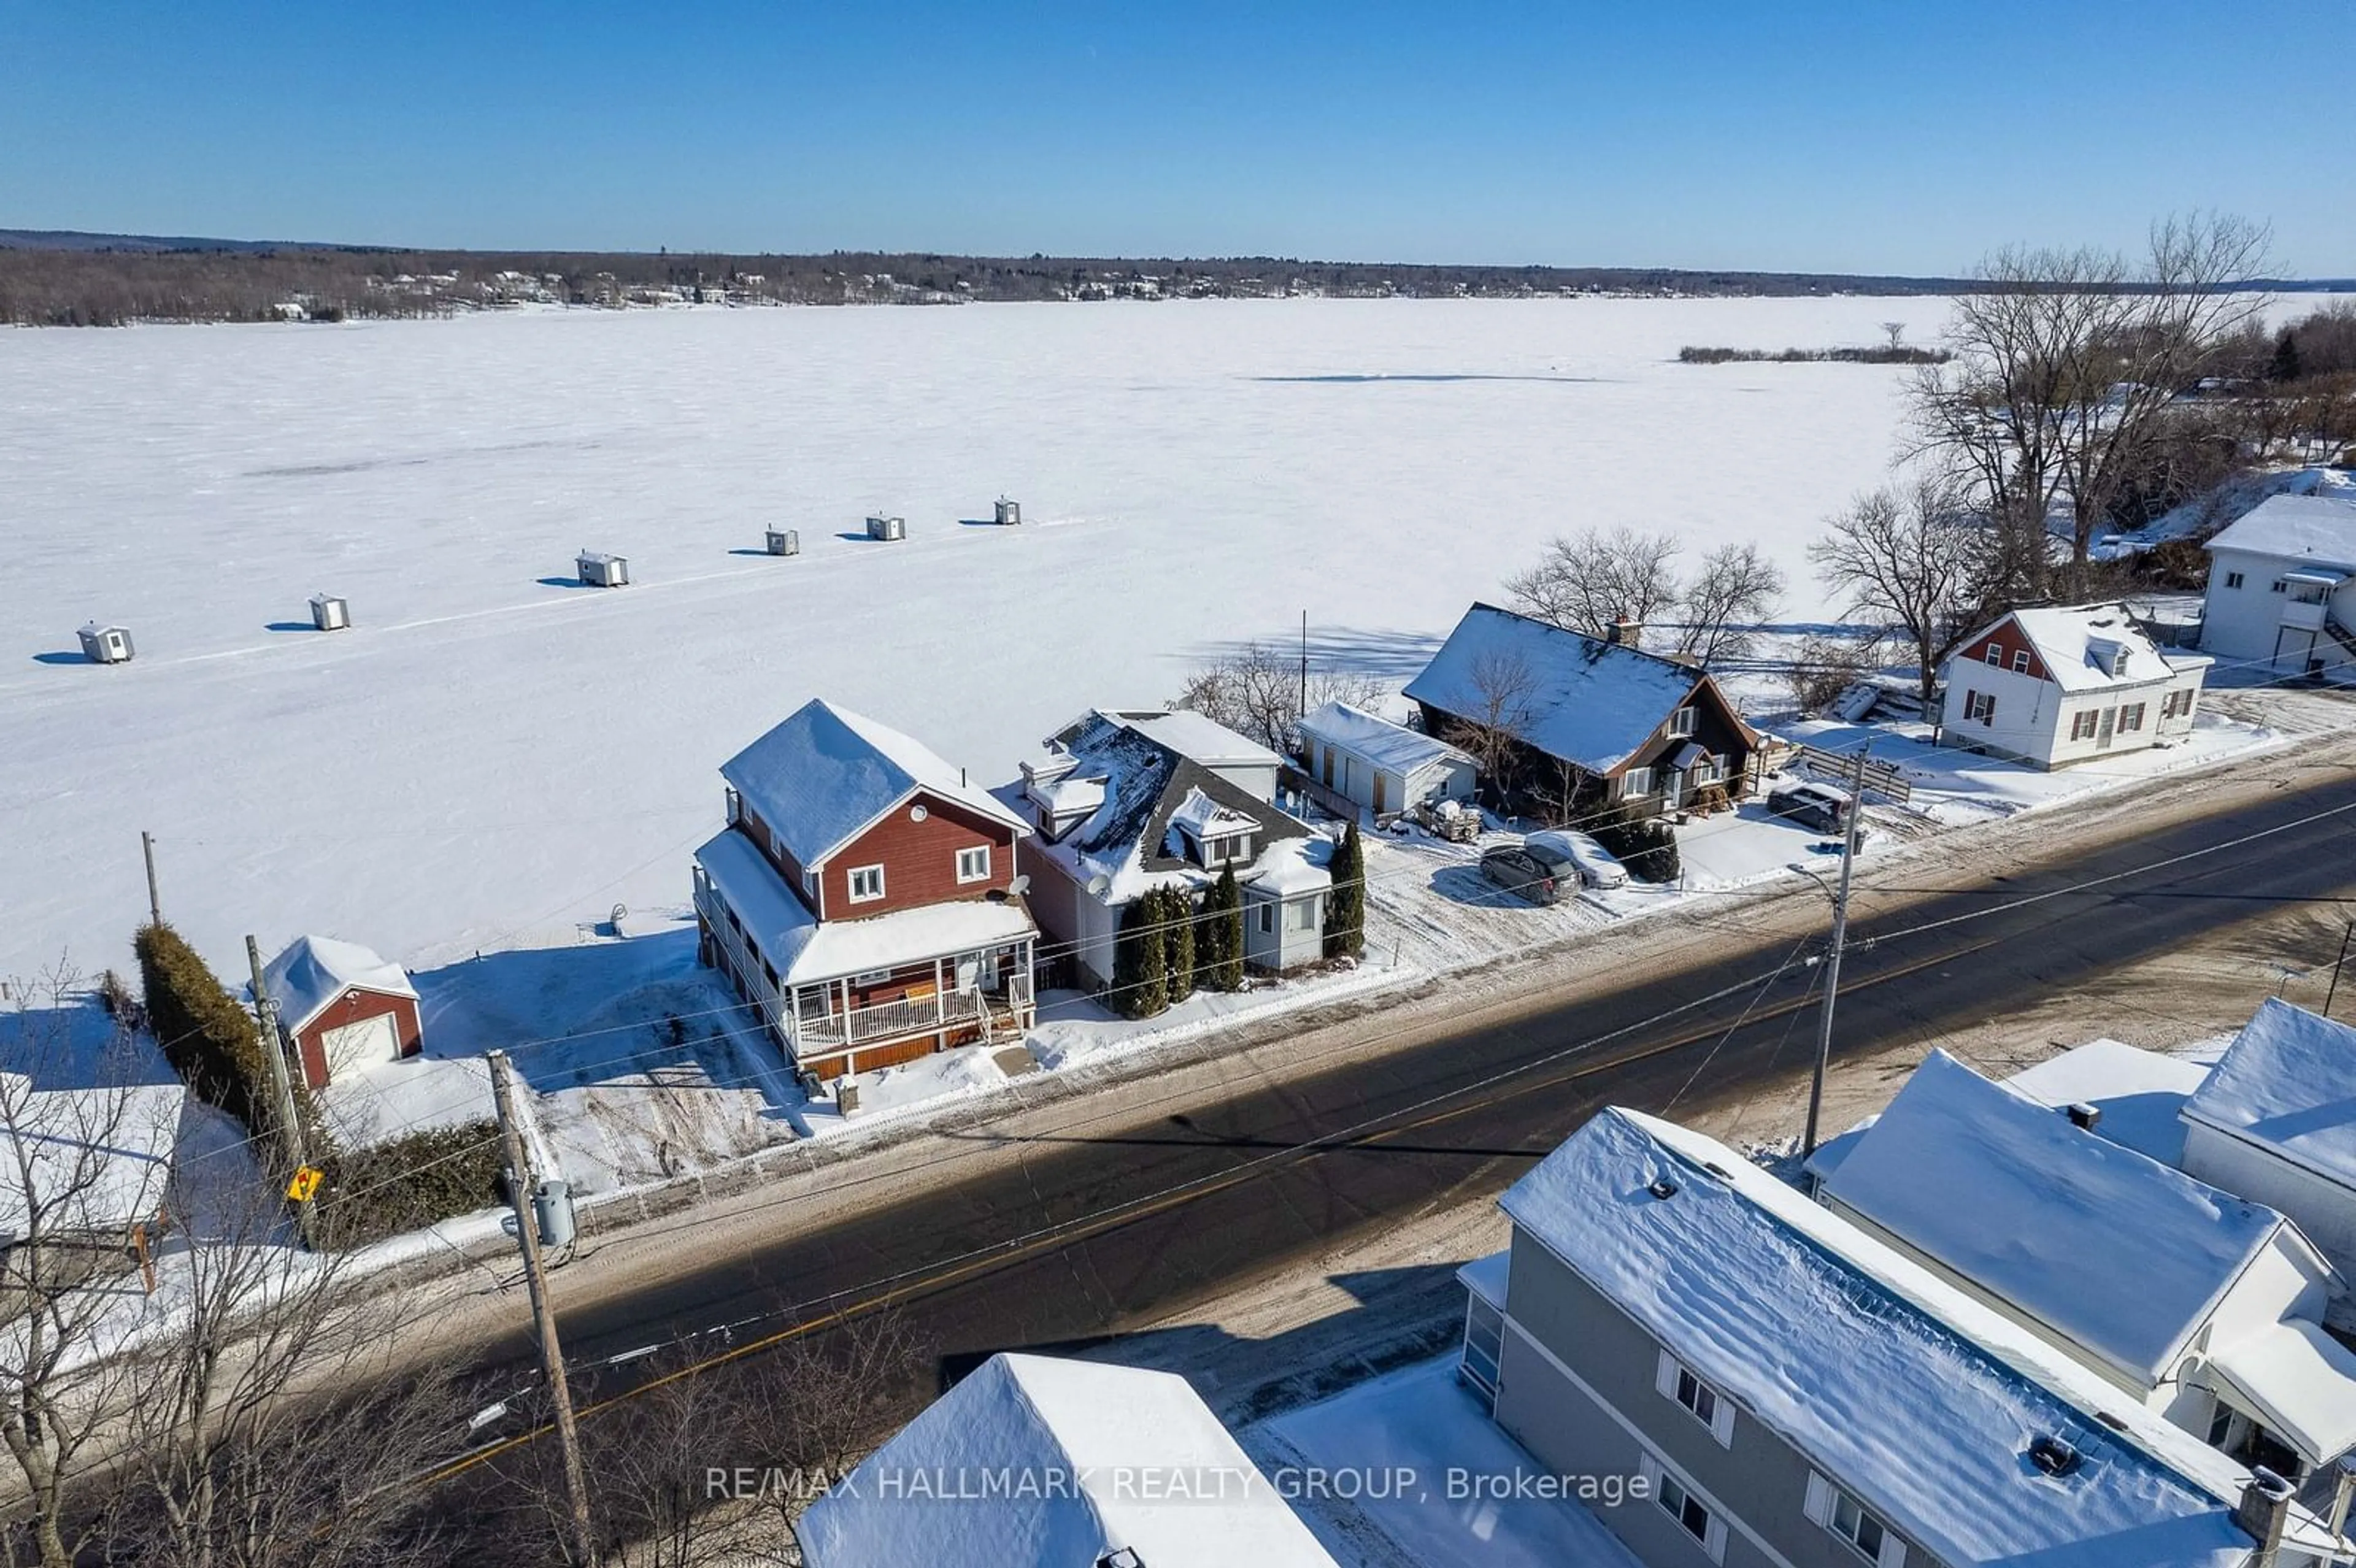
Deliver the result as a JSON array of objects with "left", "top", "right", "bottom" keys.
[
  {"left": 1522, "top": 829, "right": 1629, "bottom": 890},
  {"left": 1766, "top": 780, "right": 1854, "bottom": 835},
  {"left": 1479, "top": 845, "right": 1563, "bottom": 905}
]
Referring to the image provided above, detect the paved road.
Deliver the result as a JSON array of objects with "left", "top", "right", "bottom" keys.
[{"left": 461, "top": 766, "right": 2356, "bottom": 1483}]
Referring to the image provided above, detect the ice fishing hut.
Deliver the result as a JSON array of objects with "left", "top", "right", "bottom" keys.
[
  {"left": 765, "top": 528, "right": 801, "bottom": 556},
  {"left": 576, "top": 551, "right": 629, "bottom": 588},
  {"left": 309, "top": 593, "right": 350, "bottom": 631},
  {"left": 994, "top": 497, "right": 1022, "bottom": 526},
  {"left": 864, "top": 514, "right": 906, "bottom": 543},
  {"left": 77, "top": 623, "right": 134, "bottom": 664}
]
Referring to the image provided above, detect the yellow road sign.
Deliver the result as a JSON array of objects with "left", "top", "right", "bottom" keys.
[{"left": 285, "top": 1166, "right": 323, "bottom": 1203}]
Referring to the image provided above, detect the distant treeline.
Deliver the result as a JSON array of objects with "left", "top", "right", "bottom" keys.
[
  {"left": 0, "top": 234, "right": 2008, "bottom": 327},
  {"left": 1678, "top": 345, "right": 1953, "bottom": 364}
]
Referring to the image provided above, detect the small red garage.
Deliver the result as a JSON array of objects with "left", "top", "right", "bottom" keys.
[{"left": 261, "top": 936, "right": 424, "bottom": 1091}]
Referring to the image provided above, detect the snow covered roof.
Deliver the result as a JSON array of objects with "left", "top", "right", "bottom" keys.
[
  {"left": 2208, "top": 1318, "right": 2356, "bottom": 1469},
  {"left": 1822, "top": 1050, "right": 2286, "bottom": 1385},
  {"left": 2004, "top": 1038, "right": 2217, "bottom": 1167},
  {"left": 1502, "top": 1108, "right": 2270, "bottom": 1568},
  {"left": 1297, "top": 701, "right": 1472, "bottom": 775},
  {"left": 720, "top": 700, "right": 1025, "bottom": 872},
  {"left": 2206, "top": 492, "right": 2356, "bottom": 571},
  {"left": 1456, "top": 1248, "right": 1508, "bottom": 1309},
  {"left": 1165, "top": 785, "right": 1260, "bottom": 848},
  {"left": 1245, "top": 835, "right": 1333, "bottom": 897},
  {"left": 261, "top": 935, "right": 416, "bottom": 1037},
  {"left": 1403, "top": 603, "right": 1727, "bottom": 775},
  {"left": 796, "top": 1352, "right": 1338, "bottom": 1568},
  {"left": 1107, "top": 708, "right": 1283, "bottom": 772},
  {"left": 1994, "top": 603, "right": 2198, "bottom": 693},
  {"left": 695, "top": 831, "right": 1035, "bottom": 986},
  {"left": 2185, "top": 998, "right": 2356, "bottom": 1189},
  {"left": 1007, "top": 713, "right": 1314, "bottom": 907},
  {"left": 0, "top": 1075, "right": 186, "bottom": 1243}
]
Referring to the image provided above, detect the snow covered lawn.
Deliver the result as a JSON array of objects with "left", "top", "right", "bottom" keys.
[
  {"left": 1776, "top": 704, "right": 2300, "bottom": 828},
  {"left": 1249, "top": 1356, "right": 1642, "bottom": 1568}
]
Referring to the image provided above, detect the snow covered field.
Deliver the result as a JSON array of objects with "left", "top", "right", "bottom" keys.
[{"left": 3, "top": 295, "right": 1939, "bottom": 988}]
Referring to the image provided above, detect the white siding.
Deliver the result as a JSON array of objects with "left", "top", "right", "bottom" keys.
[
  {"left": 2202, "top": 547, "right": 2356, "bottom": 674},
  {"left": 2184, "top": 1121, "right": 2356, "bottom": 1286}
]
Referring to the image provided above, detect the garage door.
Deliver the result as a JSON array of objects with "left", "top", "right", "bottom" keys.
[{"left": 321, "top": 1011, "right": 400, "bottom": 1078}]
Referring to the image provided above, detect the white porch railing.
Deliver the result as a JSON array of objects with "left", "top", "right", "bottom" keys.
[{"left": 796, "top": 988, "right": 987, "bottom": 1050}]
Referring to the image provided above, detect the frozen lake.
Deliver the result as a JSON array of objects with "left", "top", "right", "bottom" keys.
[{"left": 2, "top": 296, "right": 1935, "bottom": 982}]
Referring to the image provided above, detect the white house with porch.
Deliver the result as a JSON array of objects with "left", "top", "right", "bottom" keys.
[
  {"left": 692, "top": 699, "right": 1037, "bottom": 1080},
  {"left": 2201, "top": 493, "right": 2356, "bottom": 677}
]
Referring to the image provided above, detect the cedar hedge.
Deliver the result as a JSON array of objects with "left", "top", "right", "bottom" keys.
[
  {"left": 135, "top": 921, "right": 282, "bottom": 1142},
  {"left": 316, "top": 1121, "right": 506, "bottom": 1250}
]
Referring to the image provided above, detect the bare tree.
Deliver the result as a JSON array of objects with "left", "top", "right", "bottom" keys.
[
  {"left": 0, "top": 966, "right": 172, "bottom": 1568},
  {"left": 1881, "top": 321, "right": 1907, "bottom": 352},
  {"left": 1438, "top": 648, "right": 1539, "bottom": 804},
  {"left": 1172, "top": 642, "right": 1384, "bottom": 755},
  {"left": 1911, "top": 213, "right": 2275, "bottom": 598},
  {"left": 1504, "top": 526, "right": 1683, "bottom": 640},
  {"left": 1674, "top": 544, "right": 1785, "bottom": 668},
  {"left": 105, "top": 1139, "right": 468, "bottom": 1568},
  {"left": 1809, "top": 476, "right": 1989, "bottom": 700},
  {"left": 488, "top": 1310, "right": 925, "bottom": 1568}
]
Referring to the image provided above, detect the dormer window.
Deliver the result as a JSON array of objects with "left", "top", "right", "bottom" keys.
[{"left": 1667, "top": 706, "right": 1698, "bottom": 739}]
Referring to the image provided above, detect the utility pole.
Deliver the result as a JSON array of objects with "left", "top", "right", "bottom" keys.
[
  {"left": 142, "top": 831, "right": 161, "bottom": 926},
  {"left": 2327, "top": 919, "right": 2355, "bottom": 1019},
  {"left": 490, "top": 1050, "right": 595, "bottom": 1567},
  {"left": 246, "top": 936, "right": 315, "bottom": 1247},
  {"left": 1801, "top": 747, "right": 1870, "bottom": 1161},
  {"left": 1298, "top": 610, "right": 1309, "bottom": 727}
]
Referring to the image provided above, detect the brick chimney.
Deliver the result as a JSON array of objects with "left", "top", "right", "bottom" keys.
[
  {"left": 2238, "top": 1467, "right": 2294, "bottom": 1566},
  {"left": 1607, "top": 617, "right": 1640, "bottom": 649}
]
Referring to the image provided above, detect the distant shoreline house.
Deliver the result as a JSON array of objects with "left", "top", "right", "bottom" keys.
[
  {"left": 1939, "top": 603, "right": 2209, "bottom": 770},
  {"left": 1404, "top": 604, "right": 1757, "bottom": 820},
  {"left": 261, "top": 935, "right": 423, "bottom": 1091},
  {"left": 692, "top": 700, "right": 1037, "bottom": 1080},
  {"left": 1006, "top": 709, "right": 1332, "bottom": 993},
  {"left": 2201, "top": 494, "right": 2356, "bottom": 677}
]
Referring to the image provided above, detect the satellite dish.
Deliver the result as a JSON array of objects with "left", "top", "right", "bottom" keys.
[
  {"left": 1008, "top": 874, "right": 1031, "bottom": 896},
  {"left": 1085, "top": 874, "right": 1111, "bottom": 899}
]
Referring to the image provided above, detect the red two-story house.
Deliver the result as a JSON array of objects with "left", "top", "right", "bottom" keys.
[{"left": 692, "top": 699, "right": 1038, "bottom": 1080}]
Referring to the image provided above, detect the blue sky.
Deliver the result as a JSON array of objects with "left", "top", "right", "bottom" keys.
[{"left": 6, "top": 1, "right": 2350, "bottom": 275}]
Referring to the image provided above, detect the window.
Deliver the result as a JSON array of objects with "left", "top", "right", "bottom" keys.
[
  {"left": 2165, "top": 688, "right": 2197, "bottom": 720},
  {"left": 2011, "top": 650, "right": 2031, "bottom": 674},
  {"left": 2272, "top": 579, "right": 2289, "bottom": 594},
  {"left": 1657, "top": 1350, "right": 1736, "bottom": 1445},
  {"left": 1962, "top": 690, "right": 1995, "bottom": 723},
  {"left": 848, "top": 864, "right": 886, "bottom": 902},
  {"left": 2070, "top": 709, "right": 2099, "bottom": 742},
  {"left": 2118, "top": 702, "right": 2146, "bottom": 733},
  {"left": 2225, "top": 571, "right": 2246, "bottom": 590},
  {"left": 1257, "top": 901, "right": 1274, "bottom": 935},
  {"left": 956, "top": 845, "right": 991, "bottom": 883},
  {"left": 851, "top": 968, "right": 891, "bottom": 986},
  {"left": 1636, "top": 1455, "right": 1727, "bottom": 1564},
  {"left": 1460, "top": 1294, "right": 1504, "bottom": 1401},
  {"left": 1621, "top": 766, "right": 1655, "bottom": 797},
  {"left": 1805, "top": 1474, "right": 1904, "bottom": 1566},
  {"left": 1668, "top": 706, "right": 1698, "bottom": 739},
  {"left": 1285, "top": 897, "right": 1317, "bottom": 934},
  {"left": 1984, "top": 644, "right": 2004, "bottom": 667}
]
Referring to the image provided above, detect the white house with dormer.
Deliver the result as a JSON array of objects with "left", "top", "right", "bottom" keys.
[{"left": 1939, "top": 602, "right": 2211, "bottom": 770}]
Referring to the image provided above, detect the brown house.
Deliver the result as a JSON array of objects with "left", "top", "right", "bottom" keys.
[
  {"left": 260, "top": 935, "right": 424, "bottom": 1091},
  {"left": 693, "top": 699, "right": 1037, "bottom": 1081},
  {"left": 1404, "top": 602, "right": 1760, "bottom": 818}
]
